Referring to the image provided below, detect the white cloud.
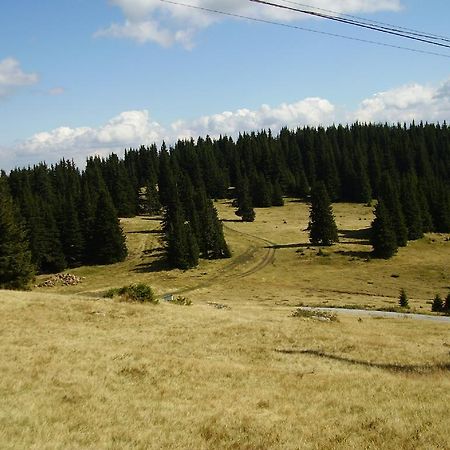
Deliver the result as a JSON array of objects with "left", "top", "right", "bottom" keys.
[
  {"left": 0, "top": 58, "right": 39, "bottom": 98},
  {"left": 9, "top": 97, "right": 335, "bottom": 167},
  {"left": 4, "top": 76, "right": 449, "bottom": 170},
  {"left": 96, "top": 0, "right": 402, "bottom": 48},
  {"left": 15, "top": 110, "right": 164, "bottom": 166},
  {"left": 171, "top": 98, "right": 335, "bottom": 138},
  {"left": 354, "top": 78, "right": 450, "bottom": 123}
]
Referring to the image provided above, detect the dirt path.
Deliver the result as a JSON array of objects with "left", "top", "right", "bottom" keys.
[
  {"left": 299, "top": 306, "right": 450, "bottom": 323},
  {"left": 160, "top": 223, "right": 276, "bottom": 298}
]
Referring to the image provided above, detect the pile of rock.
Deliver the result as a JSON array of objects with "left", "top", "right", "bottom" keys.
[{"left": 36, "top": 273, "right": 85, "bottom": 288}]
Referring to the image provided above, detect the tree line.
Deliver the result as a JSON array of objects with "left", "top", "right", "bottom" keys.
[{"left": 0, "top": 121, "right": 449, "bottom": 289}]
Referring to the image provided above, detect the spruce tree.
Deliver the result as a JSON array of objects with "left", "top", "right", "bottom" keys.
[
  {"left": 195, "top": 187, "right": 230, "bottom": 259},
  {"left": 400, "top": 175, "right": 423, "bottom": 240},
  {"left": 399, "top": 288, "right": 409, "bottom": 308},
  {"left": 0, "top": 179, "right": 34, "bottom": 289},
  {"left": 235, "top": 178, "right": 255, "bottom": 222},
  {"left": 444, "top": 293, "right": 450, "bottom": 314},
  {"left": 308, "top": 182, "right": 338, "bottom": 246},
  {"left": 431, "top": 294, "right": 443, "bottom": 312},
  {"left": 89, "top": 189, "right": 128, "bottom": 265},
  {"left": 143, "top": 179, "right": 162, "bottom": 215},
  {"left": 164, "top": 200, "right": 199, "bottom": 270},
  {"left": 371, "top": 200, "right": 398, "bottom": 259},
  {"left": 60, "top": 193, "right": 84, "bottom": 267},
  {"left": 271, "top": 180, "right": 284, "bottom": 206},
  {"left": 379, "top": 176, "right": 408, "bottom": 247}
]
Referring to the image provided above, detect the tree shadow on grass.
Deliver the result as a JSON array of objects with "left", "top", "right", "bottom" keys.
[
  {"left": 339, "top": 228, "right": 371, "bottom": 245},
  {"left": 264, "top": 242, "right": 311, "bottom": 250},
  {"left": 335, "top": 249, "right": 372, "bottom": 259},
  {"left": 127, "top": 229, "right": 163, "bottom": 235},
  {"left": 142, "top": 247, "right": 165, "bottom": 256},
  {"left": 222, "top": 218, "right": 243, "bottom": 223},
  {"left": 133, "top": 257, "right": 170, "bottom": 273},
  {"left": 275, "top": 349, "right": 450, "bottom": 374}
]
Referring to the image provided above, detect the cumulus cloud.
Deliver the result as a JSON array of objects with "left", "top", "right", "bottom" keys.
[
  {"left": 96, "top": 0, "right": 402, "bottom": 48},
  {"left": 171, "top": 98, "right": 335, "bottom": 138},
  {"left": 10, "top": 97, "right": 335, "bottom": 167},
  {"left": 4, "top": 76, "right": 449, "bottom": 170},
  {"left": 0, "top": 58, "right": 39, "bottom": 98},
  {"left": 15, "top": 110, "right": 164, "bottom": 165},
  {"left": 354, "top": 78, "right": 450, "bottom": 123}
]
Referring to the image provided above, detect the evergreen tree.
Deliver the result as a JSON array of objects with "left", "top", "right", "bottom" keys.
[
  {"left": 89, "top": 189, "right": 128, "bottom": 265},
  {"left": 195, "top": 187, "right": 231, "bottom": 259},
  {"left": 0, "top": 179, "right": 34, "bottom": 289},
  {"left": 143, "top": 179, "right": 162, "bottom": 215},
  {"left": 444, "top": 293, "right": 450, "bottom": 314},
  {"left": 399, "top": 288, "right": 409, "bottom": 308},
  {"left": 400, "top": 175, "right": 423, "bottom": 240},
  {"left": 235, "top": 178, "right": 255, "bottom": 222},
  {"left": 379, "top": 175, "right": 408, "bottom": 247},
  {"left": 60, "top": 193, "right": 84, "bottom": 267},
  {"left": 371, "top": 200, "right": 398, "bottom": 259},
  {"left": 431, "top": 294, "right": 443, "bottom": 312},
  {"left": 251, "top": 173, "right": 272, "bottom": 207},
  {"left": 34, "top": 198, "right": 67, "bottom": 273},
  {"left": 271, "top": 180, "right": 284, "bottom": 206},
  {"left": 308, "top": 182, "right": 339, "bottom": 246},
  {"left": 164, "top": 199, "right": 199, "bottom": 270}
]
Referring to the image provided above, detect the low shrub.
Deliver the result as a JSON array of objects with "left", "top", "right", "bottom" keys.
[{"left": 104, "top": 283, "right": 157, "bottom": 303}]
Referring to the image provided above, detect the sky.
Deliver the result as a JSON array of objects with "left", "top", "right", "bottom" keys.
[{"left": 0, "top": 0, "right": 449, "bottom": 170}]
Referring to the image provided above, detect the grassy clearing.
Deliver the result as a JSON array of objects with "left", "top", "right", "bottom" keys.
[
  {"left": 3, "top": 200, "right": 449, "bottom": 448},
  {"left": 0, "top": 290, "right": 449, "bottom": 449}
]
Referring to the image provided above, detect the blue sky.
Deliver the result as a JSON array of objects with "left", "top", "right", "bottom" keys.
[{"left": 0, "top": 0, "right": 449, "bottom": 169}]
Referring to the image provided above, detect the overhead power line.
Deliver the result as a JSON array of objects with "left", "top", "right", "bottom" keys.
[
  {"left": 281, "top": 0, "right": 450, "bottom": 43},
  {"left": 249, "top": 0, "right": 450, "bottom": 49},
  {"left": 158, "top": 0, "right": 450, "bottom": 58}
]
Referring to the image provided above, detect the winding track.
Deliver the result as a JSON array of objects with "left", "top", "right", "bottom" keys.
[{"left": 160, "top": 223, "right": 276, "bottom": 298}]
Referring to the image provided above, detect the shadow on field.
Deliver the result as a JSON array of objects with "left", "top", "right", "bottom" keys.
[
  {"left": 134, "top": 258, "right": 169, "bottom": 273},
  {"left": 222, "top": 219, "right": 243, "bottom": 223},
  {"left": 134, "top": 247, "right": 169, "bottom": 272},
  {"left": 335, "top": 249, "right": 372, "bottom": 259},
  {"left": 127, "top": 229, "right": 163, "bottom": 235},
  {"left": 264, "top": 243, "right": 311, "bottom": 250},
  {"left": 339, "top": 228, "right": 371, "bottom": 244},
  {"left": 275, "top": 348, "right": 450, "bottom": 374}
]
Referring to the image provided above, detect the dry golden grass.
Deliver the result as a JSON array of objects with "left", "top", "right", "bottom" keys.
[
  {"left": 2, "top": 200, "right": 449, "bottom": 448},
  {"left": 0, "top": 290, "right": 449, "bottom": 449}
]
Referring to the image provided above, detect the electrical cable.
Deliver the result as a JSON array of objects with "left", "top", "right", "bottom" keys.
[
  {"left": 249, "top": 0, "right": 450, "bottom": 49},
  {"left": 280, "top": 0, "right": 450, "bottom": 43},
  {"left": 157, "top": 0, "right": 450, "bottom": 58}
]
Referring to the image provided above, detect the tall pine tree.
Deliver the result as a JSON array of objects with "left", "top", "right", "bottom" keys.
[
  {"left": 308, "top": 182, "right": 339, "bottom": 246},
  {"left": 0, "top": 178, "right": 34, "bottom": 289}
]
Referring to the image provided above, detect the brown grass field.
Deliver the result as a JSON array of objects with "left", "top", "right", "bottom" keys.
[{"left": 1, "top": 200, "right": 449, "bottom": 449}]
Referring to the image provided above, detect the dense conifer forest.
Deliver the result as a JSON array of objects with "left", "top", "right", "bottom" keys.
[{"left": 1, "top": 121, "right": 449, "bottom": 288}]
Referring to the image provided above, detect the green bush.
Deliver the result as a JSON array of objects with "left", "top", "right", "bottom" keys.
[{"left": 104, "top": 283, "right": 157, "bottom": 303}]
